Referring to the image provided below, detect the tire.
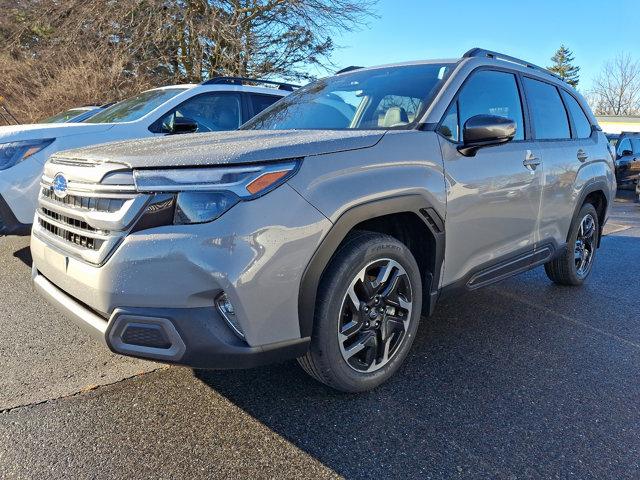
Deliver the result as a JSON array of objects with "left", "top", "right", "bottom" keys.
[
  {"left": 544, "top": 203, "right": 599, "bottom": 286},
  {"left": 298, "top": 231, "right": 422, "bottom": 393}
]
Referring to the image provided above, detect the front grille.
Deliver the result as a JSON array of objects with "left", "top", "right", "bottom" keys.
[
  {"left": 41, "top": 187, "right": 125, "bottom": 213},
  {"left": 35, "top": 169, "right": 147, "bottom": 265},
  {"left": 41, "top": 207, "right": 97, "bottom": 232},
  {"left": 38, "top": 217, "right": 103, "bottom": 250}
]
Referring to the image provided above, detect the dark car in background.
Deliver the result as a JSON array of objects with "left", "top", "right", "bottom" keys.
[{"left": 609, "top": 132, "right": 640, "bottom": 188}]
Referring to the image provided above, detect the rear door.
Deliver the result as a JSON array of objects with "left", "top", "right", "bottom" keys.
[
  {"left": 523, "top": 78, "right": 593, "bottom": 249},
  {"left": 438, "top": 69, "right": 544, "bottom": 287}
]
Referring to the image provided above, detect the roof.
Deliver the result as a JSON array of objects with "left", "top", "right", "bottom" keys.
[
  {"left": 149, "top": 82, "right": 290, "bottom": 96},
  {"left": 334, "top": 48, "right": 565, "bottom": 88},
  {"left": 335, "top": 58, "right": 458, "bottom": 76}
]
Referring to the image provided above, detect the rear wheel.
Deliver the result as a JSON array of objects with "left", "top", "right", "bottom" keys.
[
  {"left": 544, "top": 203, "right": 599, "bottom": 286},
  {"left": 298, "top": 232, "right": 422, "bottom": 392}
]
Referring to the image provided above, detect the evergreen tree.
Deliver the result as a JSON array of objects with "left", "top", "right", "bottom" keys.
[{"left": 548, "top": 45, "right": 580, "bottom": 87}]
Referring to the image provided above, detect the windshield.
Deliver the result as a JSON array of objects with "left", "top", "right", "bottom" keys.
[
  {"left": 40, "top": 108, "right": 89, "bottom": 123},
  {"left": 242, "top": 63, "right": 453, "bottom": 131},
  {"left": 85, "top": 88, "right": 188, "bottom": 124}
]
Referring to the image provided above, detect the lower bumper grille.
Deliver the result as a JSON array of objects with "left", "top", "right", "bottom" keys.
[{"left": 38, "top": 217, "right": 104, "bottom": 250}]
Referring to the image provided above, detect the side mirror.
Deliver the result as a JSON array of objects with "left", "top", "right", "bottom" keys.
[
  {"left": 458, "top": 114, "right": 516, "bottom": 156},
  {"left": 620, "top": 149, "right": 633, "bottom": 158},
  {"left": 169, "top": 116, "right": 199, "bottom": 134}
]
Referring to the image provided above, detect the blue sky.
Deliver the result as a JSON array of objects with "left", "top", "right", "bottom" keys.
[{"left": 321, "top": 0, "right": 638, "bottom": 92}]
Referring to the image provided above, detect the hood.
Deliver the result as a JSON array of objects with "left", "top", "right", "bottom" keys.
[
  {"left": 0, "top": 123, "right": 114, "bottom": 143},
  {"left": 52, "top": 129, "right": 386, "bottom": 168}
]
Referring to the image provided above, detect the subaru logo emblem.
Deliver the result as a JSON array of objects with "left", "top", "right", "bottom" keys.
[{"left": 52, "top": 174, "right": 68, "bottom": 199}]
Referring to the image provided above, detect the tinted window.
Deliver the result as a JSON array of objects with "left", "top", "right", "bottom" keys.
[
  {"left": 523, "top": 78, "right": 570, "bottom": 140},
  {"left": 618, "top": 138, "right": 632, "bottom": 155},
  {"left": 242, "top": 63, "right": 452, "bottom": 130},
  {"left": 86, "top": 88, "right": 187, "bottom": 124},
  {"left": 250, "top": 94, "right": 281, "bottom": 116},
  {"left": 561, "top": 91, "right": 592, "bottom": 139},
  {"left": 442, "top": 70, "right": 524, "bottom": 142},
  {"left": 154, "top": 93, "right": 242, "bottom": 133}
]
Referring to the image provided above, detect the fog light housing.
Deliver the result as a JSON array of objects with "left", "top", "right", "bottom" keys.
[{"left": 215, "top": 292, "right": 244, "bottom": 338}]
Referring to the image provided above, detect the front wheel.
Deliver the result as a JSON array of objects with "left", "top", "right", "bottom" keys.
[
  {"left": 544, "top": 203, "right": 599, "bottom": 286},
  {"left": 298, "top": 232, "right": 422, "bottom": 393}
]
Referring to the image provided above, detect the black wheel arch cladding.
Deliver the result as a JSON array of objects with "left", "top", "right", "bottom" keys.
[{"left": 297, "top": 194, "right": 445, "bottom": 338}]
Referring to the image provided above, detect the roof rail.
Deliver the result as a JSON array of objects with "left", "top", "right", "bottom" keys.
[
  {"left": 336, "top": 66, "right": 364, "bottom": 75},
  {"left": 201, "top": 76, "right": 300, "bottom": 91},
  {"left": 463, "top": 48, "right": 563, "bottom": 81}
]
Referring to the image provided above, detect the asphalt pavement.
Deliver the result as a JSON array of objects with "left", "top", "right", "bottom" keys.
[{"left": 1, "top": 194, "right": 639, "bottom": 479}]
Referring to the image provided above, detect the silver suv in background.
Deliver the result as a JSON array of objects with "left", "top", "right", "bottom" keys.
[{"left": 32, "top": 49, "right": 615, "bottom": 392}]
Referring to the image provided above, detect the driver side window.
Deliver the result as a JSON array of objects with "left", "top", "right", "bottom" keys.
[
  {"left": 439, "top": 70, "right": 524, "bottom": 142},
  {"left": 155, "top": 93, "right": 242, "bottom": 133}
]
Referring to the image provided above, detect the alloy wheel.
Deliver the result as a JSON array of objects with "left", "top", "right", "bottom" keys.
[
  {"left": 337, "top": 258, "right": 413, "bottom": 373},
  {"left": 575, "top": 213, "right": 596, "bottom": 278}
]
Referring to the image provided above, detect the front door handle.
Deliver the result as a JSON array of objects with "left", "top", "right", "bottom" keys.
[
  {"left": 523, "top": 150, "right": 541, "bottom": 170},
  {"left": 577, "top": 149, "right": 588, "bottom": 162}
]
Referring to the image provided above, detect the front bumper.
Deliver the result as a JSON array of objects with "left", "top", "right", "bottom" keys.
[
  {"left": 33, "top": 269, "right": 310, "bottom": 369},
  {"left": 0, "top": 194, "right": 30, "bottom": 236},
  {"left": 31, "top": 183, "right": 330, "bottom": 367}
]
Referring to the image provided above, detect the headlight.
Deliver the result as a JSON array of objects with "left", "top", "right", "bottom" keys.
[
  {"left": 0, "top": 138, "right": 55, "bottom": 171},
  {"left": 174, "top": 191, "right": 240, "bottom": 224},
  {"left": 132, "top": 160, "right": 300, "bottom": 228}
]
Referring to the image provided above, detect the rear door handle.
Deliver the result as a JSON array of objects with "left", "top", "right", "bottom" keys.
[
  {"left": 523, "top": 150, "right": 541, "bottom": 170},
  {"left": 577, "top": 149, "right": 588, "bottom": 162}
]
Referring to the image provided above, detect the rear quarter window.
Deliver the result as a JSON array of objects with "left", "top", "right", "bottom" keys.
[
  {"left": 561, "top": 91, "right": 592, "bottom": 139},
  {"left": 523, "top": 78, "right": 570, "bottom": 140}
]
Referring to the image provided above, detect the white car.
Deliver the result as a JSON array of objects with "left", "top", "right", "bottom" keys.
[{"left": 0, "top": 78, "right": 293, "bottom": 234}]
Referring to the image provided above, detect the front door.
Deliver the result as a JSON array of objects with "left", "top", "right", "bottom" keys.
[{"left": 437, "top": 69, "right": 543, "bottom": 287}]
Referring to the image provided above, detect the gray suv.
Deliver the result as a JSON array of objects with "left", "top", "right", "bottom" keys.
[{"left": 31, "top": 49, "right": 615, "bottom": 392}]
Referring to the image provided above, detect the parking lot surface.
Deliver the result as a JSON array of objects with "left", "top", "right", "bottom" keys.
[{"left": 1, "top": 194, "right": 639, "bottom": 479}]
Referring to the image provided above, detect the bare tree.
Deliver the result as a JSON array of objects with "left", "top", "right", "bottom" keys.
[
  {"left": 0, "top": 0, "right": 377, "bottom": 122},
  {"left": 590, "top": 53, "right": 640, "bottom": 115}
]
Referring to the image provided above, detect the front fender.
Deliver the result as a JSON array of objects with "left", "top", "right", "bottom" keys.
[{"left": 297, "top": 194, "right": 445, "bottom": 338}]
